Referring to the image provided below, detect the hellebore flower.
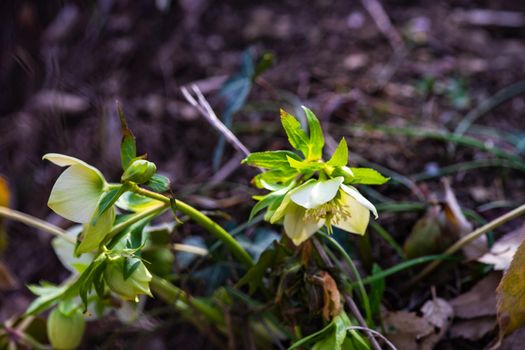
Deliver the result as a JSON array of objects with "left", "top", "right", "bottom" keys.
[
  {"left": 104, "top": 257, "right": 153, "bottom": 301},
  {"left": 43, "top": 153, "right": 116, "bottom": 254},
  {"left": 270, "top": 177, "right": 378, "bottom": 245}
]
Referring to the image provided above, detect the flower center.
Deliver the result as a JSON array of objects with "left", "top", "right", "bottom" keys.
[{"left": 304, "top": 198, "right": 351, "bottom": 233}]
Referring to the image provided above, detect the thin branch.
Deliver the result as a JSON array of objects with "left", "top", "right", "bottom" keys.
[
  {"left": 181, "top": 85, "right": 250, "bottom": 157},
  {"left": 360, "top": 0, "right": 404, "bottom": 51},
  {"left": 347, "top": 326, "right": 397, "bottom": 350},
  {"left": 0, "top": 206, "right": 75, "bottom": 243}
]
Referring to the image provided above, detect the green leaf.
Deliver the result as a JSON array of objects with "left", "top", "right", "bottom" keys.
[
  {"left": 79, "top": 257, "right": 107, "bottom": 310},
  {"left": 123, "top": 257, "right": 142, "bottom": 280},
  {"left": 146, "top": 174, "right": 171, "bottom": 193},
  {"left": 328, "top": 138, "right": 349, "bottom": 167},
  {"left": 280, "top": 109, "right": 309, "bottom": 155},
  {"left": 26, "top": 283, "right": 68, "bottom": 315},
  {"left": 96, "top": 185, "right": 126, "bottom": 218},
  {"left": 348, "top": 168, "right": 389, "bottom": 185},
  {"left": 243, "top": 150, "right": 301, "bottom": 170},
  {"left": 303, "top": 106, "right": 324, "bottom": 160},
  {"left": 238, "top": 249, "right": 275, "bottom": 294},
  {"left": 118, "top": 104, "right": 137, "bottom": 170},
  {"left": 287, "top": 156, "right": 324, "bottom": 173},
  {"left": 253, "top": 168, "right": 298, "bottom": 188},
  {"left": 369, "top": 264, "right": 385, "bottom": 318},
  {"left": 289, "top": 318, "right": 336, "bottom": 350}
]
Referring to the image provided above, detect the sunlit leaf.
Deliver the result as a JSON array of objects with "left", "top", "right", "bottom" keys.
[
  {"left": 280, "top": 109, "right": 309, "bottom": 155},
  {"left": 303, "top": 106, "right": 324, "bottom": 160}
]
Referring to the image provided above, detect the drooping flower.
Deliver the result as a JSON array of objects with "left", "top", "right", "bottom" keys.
[
  {"left": 43, "top": 153, "right": 116, "bottom": 254},
  {"left": 270, "top": 177, "right": 378, "bottom": 245},
  {"left": 104, "top": 257, "right": 153, "bottom": 301}
]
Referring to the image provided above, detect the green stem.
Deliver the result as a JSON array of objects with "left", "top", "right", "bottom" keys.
[
  {"left": 150, "top": 276, "right": 224, "bottom": 326},
  {"left": 317, "top": 231, "right": 372, "bottom": 324},
  {"left": 0, "top": 205, "right": 225, "bottom": 329},
  {"left": 131, "top": 185, "right": 254, "bottom": 268},
  {"left": 106, "top": 204, "right": 168, "bottom": 248},
  {"left": 0, "top": 206, "right": 75, "bottom": 244},
  {"left": 408, "top": 203, "right": 525, "bottom": 286}
]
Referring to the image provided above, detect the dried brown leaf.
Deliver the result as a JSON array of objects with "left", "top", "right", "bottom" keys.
[
  {"left": 450, "top": 272, "right": 500, "bottom": 319},
  {"left": 420, "top": 297, "right": 454, "bottom": 329},
  {"left": 478, "top": 224, "right": 525, "bottom": 270},
  {"left": 318, "top": 271, "right": 342, "bottom": 321},
  {"left": 383, "top": 311, "right": 441, "bottom": 350}
]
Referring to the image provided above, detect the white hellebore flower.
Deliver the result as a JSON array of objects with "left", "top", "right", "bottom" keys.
[
  {"left": 43, "top": 153, "right": 116, "bottom": 254},
  {"left": 270, "top": 176, "right": 378, "bottom": 246}
]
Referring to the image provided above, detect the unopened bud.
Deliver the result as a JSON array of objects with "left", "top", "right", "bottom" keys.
[
  {"left": 121, "top": 160, "right": 156, "bottom": 184},
  {"left": 104, "top": 257, "right": 152, "bottom": 301},
  {"left": 47, "top": 307, "right": 85, "bottom": 350}
]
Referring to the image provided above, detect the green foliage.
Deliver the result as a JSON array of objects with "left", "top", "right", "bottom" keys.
[{"left": 118, "top": 104, "right": 137, "bottom": 171}]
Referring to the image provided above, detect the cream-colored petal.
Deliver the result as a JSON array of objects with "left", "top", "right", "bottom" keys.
[
  {"left": 43, "top": 153, "right": 105, "bottom": 180},
  {"left": 269, "top": 179, "right": 316, "bottom": 223},
  {"left": 283, "top": 202, "right": 324, "bottom": 245},
  {"left": 290, "top": 177, "right": 344, "bottom": 209},
  {"left": 76, "top": 206, "right": 116, "bottom": 254},
  {"left": 48, "top": 164, "right": 105, "bottom": 223},
  {"left": 333, "top": 190, "right": 370, "bottom": 235},
  {"left": 340, "top": 184, "right": 378, "bottom": 219},
  {"left": 51, "top": 225, "right": 94, "bottom": 274}
]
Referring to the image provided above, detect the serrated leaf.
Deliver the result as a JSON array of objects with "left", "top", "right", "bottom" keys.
[
  {"left": 123, "top": 257, "right": 141, "bottom": 280},
  {"left": 26, "top": 283, "right": 67, "bottom": 315},
  {"left": 253, "top": 168, "right": 298, "bottom": 188},
  {"left": 243, "top": 150, "right": 300, "bottom": 170},
  {"left": 303, "top": 106, "right": 324, "bottom": 160},
  {"left": 287, "top": 156, "right": 324, "bottom": 173},
  {"left": 118, "top": 104, "right": 137, "bottom": 170},
  {"left": 348, "top": 168, "right": 389, "bottom": 185},
  {"left": 280, "top": 109, "right": 309, "bottom": 155},
  {"left": 327, "top": 138, "right": 348, "bottom": 167},
  {"left": 146, "top": 174, "right": 170, "bottom": 193}
]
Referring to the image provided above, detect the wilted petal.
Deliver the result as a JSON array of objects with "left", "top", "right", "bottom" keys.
[
  {"left": 291, "top": 177, "right": 344, "bottom": 209},
  {"left": 333, "top": 190, "right": 370, "bottom": 235},
  {"left": 283, "top": 202, "right": 324, "bottom": 245},
  {"left": 341, "top": 184, "right": 378, "bottom": 219},
  {"left": 76, "top": 206, "right": 116, "bottom": 254},
  {"left": 48, "top": 164, "right": 105, "bottom": 223}
]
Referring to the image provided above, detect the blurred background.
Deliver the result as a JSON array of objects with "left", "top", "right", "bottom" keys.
[{"left": 1, "top": 0, "right": 525, "bottom": 348}]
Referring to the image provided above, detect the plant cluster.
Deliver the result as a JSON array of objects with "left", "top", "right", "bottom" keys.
[{"left": 0, "top": 106, "right": 390, "bottom": 350}]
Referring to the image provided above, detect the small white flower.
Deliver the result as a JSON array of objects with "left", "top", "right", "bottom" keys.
[{"left": 270, "top": 177, "right": 378, "bottom": 245}]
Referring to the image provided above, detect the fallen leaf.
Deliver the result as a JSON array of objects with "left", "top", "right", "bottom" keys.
[
  {"left": 450, "top": 272, "right": 500, "bottom": 318},
  {"left": 496, "top": 234, "right": 525, "bottom": 341},
  {"left": 443, "top": 179, "right": 486, "bottom": 260},
  {"left": 420, "top": 297, "right": 454, "bottom": 329},
  {"left": 383, "top": 311, "right": 441, "bottom": 350},
  {"left": 478, "top": 224, "right": 525, "bottom": 270},
  {"left": 449, "top": 317, "right": 496, "bottom": 341}
]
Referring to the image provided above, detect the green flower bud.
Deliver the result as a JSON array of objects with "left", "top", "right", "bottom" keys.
[
  {"left": 47, "top": 307, "right": 85, "bottom": 350},
  {"left": 104, "top": 257, "right": 152, "bottom": 301},
  {"left": 121, "top": 159, "right": 156, "bottom": 184}
]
